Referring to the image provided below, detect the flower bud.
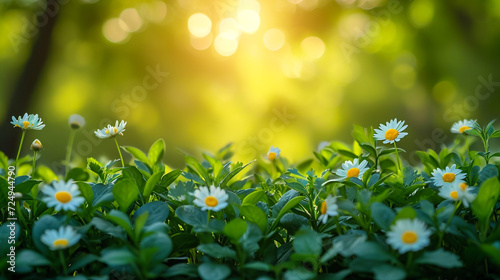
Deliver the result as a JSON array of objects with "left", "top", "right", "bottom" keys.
[
  {"left": 69, "top": 114, "right": 85, "bottom": 129},
  {"left": 31, "top": 139, "right": 43, "bottom": 151}
]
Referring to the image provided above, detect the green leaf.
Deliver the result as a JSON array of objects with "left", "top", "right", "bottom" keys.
[
  {"left": 148, "top": 138, "right": 165, "bottom": 165},
  {"left": 352, "top": 241, "right": 395, "bottom": 262},
  {"left": 0, "top": 222, "right": 20, "bottom": 256},
  {"left": 478, "top": 164, "right": 499, "bottom": 185},
  {"left": 203, "top": 153, "right": 224, "bottom": 184},
  {"left": 415, "top": 249, "right": 462, "bottom": 268},
  {"left": 90, "top": 218, "right": 126, "bottom": 240},
  {"left": 107, "top": 210, "right": 133, "bottom": 237},
  {"left": 99, "top": 247, "right": 136, "bottom": 266},
  {"left": 68, "top": 254, "right": 100, "bottom": 273},
  {"left": 338, "top": 149, "right": 358, "bottom": 159},
  {"left": 242, "top": 189, "right": 268, "bottom": 206},
  {"left": 197, "top": 262, "right": 231, "bottom": 280},
  {"left": 35, "top": 165, "right": 58, "bottom": 183},
  {"left": 372, "top": 264, "right": 406, "bottom": 280},
  {"left": 224, "top": 218, "right": 247, "bottom": 243},
  {"left": 15, "top": 179, "right": 42, "bottom": 194},
  {"left": 472, "top": 177, "right": 500, "bottom": 229},
  {"left": 491, "top": 130, "right": 500, "bottom": 138},
  {"left": 159, "top": 169, "right": 182, "bottom": 187},
  {"left": 185, "top": 155, "right": 211, "bottom": 185},
  {"left": 65, "top": 168, "right": 90, "bottom": 182},
  {"left": 286, "top": 181, "right": 308, "bottom": 194},
  {"left": 16, "top": 250, "right": 51, "bottom": 272},
  {"left": 122, "top": 146, "right": 150, "bottom": 165},
  {"left": 87, "top": 157, "right": 104, "bottom": 178},
  {"left": 92, "top": 183, "right": 114, "bottom": 208},
  {"left": 379, "top": 148, "right": 406, "bottom": 157},
  {"left": 143, "top": 171, "right": 163, "bottom": 199},
  {"left": 122, "top": 166, "right": 146, "bottom": 193},
  {"left": 197, "top": 243, "right": 237, "bottom": 259},
  {"left": 140, "top": 232, "right": 172, "bottom": 263},
  {"left": 219, "top": 160, "right": 254, "bottom": 188},
  {"left": 271, "top": 195, "right": 305, "bottom": 230},
  {"left": 171, "top": 233, "right": 200, "bottom": 252},
  {"left": 280, "top": 213, "right": 309, "bottom": 235},
  {"left": 239, "top": 205, "right": 267, "bottom": 233},
  {"left": 134, "top": 201, "right": 169, "bottom": 226},
  {"left": 370, "top": 202, "right": 395, "bottom": 231},
  {"left": 294, "top": 226, "right": 322, "bottom": 256},
  {"left": 112, "top": 179, "right": 139, "bottom": 212},
  {"left": 75, "top": 182, "right": 93, "bottom": 205},
  {"left": 394, "top": 207, "right": 416, "bottom": 221},
  {"left": 176, "top": 205, "right": 207, "bottom": 227}
]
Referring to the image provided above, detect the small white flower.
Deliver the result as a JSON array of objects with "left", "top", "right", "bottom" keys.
[
  {"left": 335, "top": 158, "right": 369, "bottom": 180},
  {"left": 451, "top": 119, "right": 476, "bottom": 134},
  {"left": 41, "top": 180, "right": 85, "bottom": 211},
  {"left": 267, "top": 145, "right": 281, "bottom": 160},
  {"left": 94, "top": 120, "right": 127, "bottom": 139},
  {"left": 318, "top": 195, "right": 338, "bottom": 224},
  {"left": 317, "top": 141, "right": 330, "bottom": 152},
  {"left": 386, "top": 219, "right": 432, "bottom": 254},
  {"left": 431, "top": 164, "right": 466, "bottom": 188},
  {"left": 69, "top": 114, "right": 86, "bottom": 129},
  {"left": 41, "top": 226, "right": 81, "bottom": 250},
  {"left": 30, "top": 139, "right": 43, "bottom": 151},
  {"left": 11, "top": 113, "right": 45, "bottom": 130},
  {"left": 374, "top": 118, "right": 408, "bottom": 144},
  {"left": 438, "top": 182, "right": 476, "bottom": 207},
  {"left": 193, "top": 185, "right": 229, "bottom": 212}
]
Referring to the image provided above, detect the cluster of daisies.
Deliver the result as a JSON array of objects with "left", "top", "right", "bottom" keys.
[{"left": 9, "top": 114, "right": 481, "bottom": 255}]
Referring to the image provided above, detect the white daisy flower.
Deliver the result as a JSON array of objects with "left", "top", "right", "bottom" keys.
[
  {"left": 94, "top": 120, "right": 127, "bottom": 139},
  {"left": 41, "top": 226, "right": 81, "bottom": 250},
  {"left": 267, "top": 145, "right": 281, "bottom": 160},
  {"left": 386, "top": 219, "right": 432, "bottom": 254},
  {"left": 374, "top": 118, "right": 408, "bottom": 144},
  {"left": 41, "top": 180, "right": 85, "bottom": 211},
  {"left": 335, "top": 158, "right": 369, "bottom": 180},
  {"left": 193, "top": 185, "right": 229, "bottom": 212},
  {"left": 431, "top": 164, "right": 466, "bottom": 188},
  {"left": 451, "top": 119, "right": 476, "bottom": 134},
  {"left": 438, "top": 182, "right": 476, "bottom": 207},
  {"left": 11, "top": 113, "right": 45, "bottom": 130},
  {"left": 69, "top": 114, "right": 86, "bottom": 129},
  {"left": 318, "top": 195, "right": 338, "bottom": 224}
]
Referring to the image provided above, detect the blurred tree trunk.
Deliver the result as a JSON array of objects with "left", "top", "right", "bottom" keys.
[{"left": 0, "top": 2, "right": 60, "bottom": 158}]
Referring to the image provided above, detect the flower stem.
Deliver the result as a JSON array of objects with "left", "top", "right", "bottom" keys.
[
  {"left": 31, "top": 151, "right": 37, "bottom": 176},
  {"left": 207, "top": 210, "right": 211, "bottom": 225},
  {"left": 393, "top": 142, "right": 401, "bottom": 173},
  {"left": 464, "top": 135, "right": 469, "bottom": 162},
  {"left": 65, "top": 129, "right": 76, "bottom": 174},
  {"left": 15, "top": 130, "right": 26, "bottom": 170},
  {"left": 114, "top": 137, "right": 125, "bottom": 167},
  {"left": 59, "top": 250, "right": 68, "bottom": 276}
]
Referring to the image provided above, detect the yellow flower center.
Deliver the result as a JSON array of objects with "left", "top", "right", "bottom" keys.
[
  {"left": 35, "top": 140, "right": 42, "bottom": 146},
  {"left": 401, "top": 230, "right": 418, "bottom": 244},
  {"left": 23, "top": 121, "right": 30, "bottom": 128},
  {"left": 105, "top": 129, "right": 109, "bottom": 134},
  {"left": 114, "top": 127, "right": 117, "bottom": 133},
  {"left": 53, "top": 239, "right": 69, "bottom": 248},
  {"left": 442, "top": 173, "right": 456, "bottom": 183},
  {"left": 459, "top": 183, "right": 468, "bottom": 191},
  {"left": 320, "top": 201, "right": 327, "bottom": 214},
  {"left": 268, "top": 152, "right": 277, "bottom": 160},
  {"left": 450, "top": 190, "right": 459, "bottom": 200},
  {"left": 55, "top": 191, "right": 72, "bottom": 203},
  {"left": 346, "top": 167, "right": 360, "bottom": 178},
  {"left": 458, "top": 126, "right": 471, "bottom": 133},
  {"left": 385, "top": 128, "right": 399, "bottom": 141},
  {"left": 205, "top": 196, "right": 218, "bottom": 207}
]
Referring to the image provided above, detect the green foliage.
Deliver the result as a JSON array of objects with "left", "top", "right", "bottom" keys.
[{"left": 3, "top": 120, "right": 500, "bottom": 279}]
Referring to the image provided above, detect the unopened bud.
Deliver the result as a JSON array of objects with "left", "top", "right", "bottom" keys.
[
  {"left": 31, "top": 139, "right": 43, "bottom": 151},
  {"left": 69, "top": 114, "right": 85, "bottom": 129}
]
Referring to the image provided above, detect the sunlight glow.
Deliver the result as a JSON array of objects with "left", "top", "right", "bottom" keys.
[
  {"left": 190, "top": 32, "right": 213, "bottom": 50},
  {"left": 214, "top": 34, "right": 238, "bottom": 56},
  {"left": 263, "top": 29, "right": 285, "bottom": 51},
  {"left": 188, "top": 13, "right": 212, "bottom": 38},
  {"left": 102, "top": 18, "right": 129, "bottom": 43},
  {"left": 237, "top": 10, "right": 260, "bottom": 34},
  {"left": 301, "top": 36, "right": 325, "bottom": 59},
  {"left": 119, "top": 8, "right": 143, "bottom": 33}
]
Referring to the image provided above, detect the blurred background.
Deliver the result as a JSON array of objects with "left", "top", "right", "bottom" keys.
[{"left": 1, "top": 0, "right": 500, "bottom": 169}]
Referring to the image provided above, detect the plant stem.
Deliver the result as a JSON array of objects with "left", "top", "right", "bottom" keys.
[
  {"left": 65, "top": 129, "right": 76, "bottom": 174},
  {"left": 207, "top": 210, "right": 211, "bottom": 225},
  {"left": 15, "top": 130, "right": 26, "bottom": 170},
  {"left": 437, "top": 200, "right": 461, "bottom": 248},
  {"left": 406, "top": 251, "right": 414, "bottom": 269},
  {"left": 59, "top": 250, "right": 68, "bottom": 276},
  {"left": 393, "top": 142, "right": 401, "bottom": 173},
  {"left": 31, "top": 151, "right": 37, "bottom": 176},
  {"left": 464, "top": 135, "right": 469, "bottom": 162},
  {"left": 114, "top": 137, "right": 125, "bottom": 167}
]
